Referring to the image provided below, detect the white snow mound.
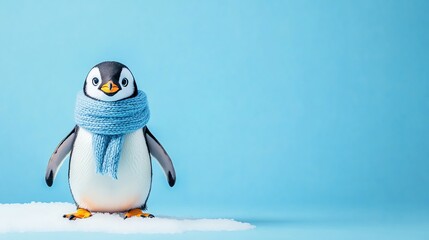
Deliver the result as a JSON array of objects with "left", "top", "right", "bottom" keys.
[{"left": 0, "top": 202, "right": 254, "bottom": 234}]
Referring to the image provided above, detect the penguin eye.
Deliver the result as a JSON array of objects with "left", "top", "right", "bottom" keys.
[
  {"left": 92, "top": 77, "right": 99, "bottom": 86},
  {"left": 121, "top": 78, "right": 129, "bottom": 87}
]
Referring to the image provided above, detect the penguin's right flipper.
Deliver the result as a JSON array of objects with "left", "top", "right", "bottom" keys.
[{"left": 45, "top": 126, "right": 77, "bottom": 187}]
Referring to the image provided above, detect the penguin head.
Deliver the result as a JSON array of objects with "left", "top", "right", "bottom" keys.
[{"left": 84, "top": 61, "right": 138, "bottom": 101}]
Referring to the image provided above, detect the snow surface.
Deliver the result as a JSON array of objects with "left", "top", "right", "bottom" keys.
[{"left": 0, "top": 202, "right": 254, "bottom": 234}]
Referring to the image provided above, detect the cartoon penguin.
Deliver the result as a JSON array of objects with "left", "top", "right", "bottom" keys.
[{"left": 45, "top": 61, "right": 176, "bottom": 220}]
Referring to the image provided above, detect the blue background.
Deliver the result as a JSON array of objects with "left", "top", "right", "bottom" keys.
[{"left": 0, "top": 0, "right": 428, "bottom": 239}]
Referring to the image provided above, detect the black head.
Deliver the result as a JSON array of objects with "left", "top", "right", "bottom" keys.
[{"left": 83, "top": 61, "right": 138, "bottom": 101}]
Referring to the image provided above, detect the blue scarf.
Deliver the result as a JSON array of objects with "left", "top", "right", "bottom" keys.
[{"left": 74, "top": 90, "right": 150, "bottom": 179}]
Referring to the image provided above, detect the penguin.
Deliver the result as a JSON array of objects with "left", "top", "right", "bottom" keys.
[{"left": 45, "top": 61, "right": 176, "bottom": 220}]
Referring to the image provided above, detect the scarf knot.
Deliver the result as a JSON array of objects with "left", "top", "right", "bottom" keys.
[{"left": 74, "top": 90, "right": 150, "bottom": 178}]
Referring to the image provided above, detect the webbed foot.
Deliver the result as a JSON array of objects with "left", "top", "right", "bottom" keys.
[
  {"left": 63, "top": 208, "right": 92, "bottom": 220},
  {"left": 124, "top": 208, "right": 154, "bottom": 219}
]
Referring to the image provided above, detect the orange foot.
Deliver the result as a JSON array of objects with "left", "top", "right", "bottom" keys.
[
  {"left": 124, "top": 208, "right": 154, "bottom": 219},
  {"left": 63, "top": 208, "right": 92, "bottom": 220}
]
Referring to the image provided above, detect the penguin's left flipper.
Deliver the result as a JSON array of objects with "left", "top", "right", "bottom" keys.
[
  {"left": 144, "top": 126, "right": 176, "bottom": 187},
  {"left": 45, "top": 126, "right": 77, "bottom": 187}
]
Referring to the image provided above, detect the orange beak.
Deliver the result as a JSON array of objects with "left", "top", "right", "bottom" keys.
[{"left": 100, "top": 80, "right": 120, "bottom": 94}]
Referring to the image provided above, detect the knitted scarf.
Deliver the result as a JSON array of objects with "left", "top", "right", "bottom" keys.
[{"left": 74, "top": 90, "right": 150, "bottom": 179}]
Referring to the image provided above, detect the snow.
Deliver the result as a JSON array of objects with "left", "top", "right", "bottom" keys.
[{"left": 0, "top": 202, "right": 254, "bottom": 234}]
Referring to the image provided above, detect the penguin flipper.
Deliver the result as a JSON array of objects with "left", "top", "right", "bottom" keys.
[
  {"left": 45, "top": 126, "right": 77, "bottom": 187},
  {"left": 144, "top": 126, "right": 176, "bottom": 187}
]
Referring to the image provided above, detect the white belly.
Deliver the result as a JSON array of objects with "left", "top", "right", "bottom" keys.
[{"left": 69, "top": 128, "right": 152, "bottom": 212}]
